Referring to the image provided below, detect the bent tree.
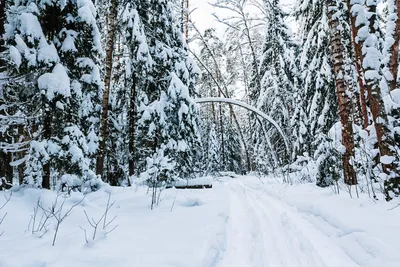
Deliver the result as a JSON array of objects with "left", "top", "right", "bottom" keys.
[{"left": 195, "top": 97, "right": 291, "bottom": 164}]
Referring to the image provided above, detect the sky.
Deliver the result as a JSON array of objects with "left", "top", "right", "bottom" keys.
[{"left": 191, "top": 0, "right": 296, "bottom": 35}]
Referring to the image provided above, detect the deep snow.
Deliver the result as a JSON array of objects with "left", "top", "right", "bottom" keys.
[{"left": 0, "top": 176, "right": 399, "bottom": 267}]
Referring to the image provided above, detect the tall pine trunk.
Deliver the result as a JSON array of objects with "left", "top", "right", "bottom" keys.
[
  {"left": 387, "top": 0, "right": 400, "bottom": 91},
  {"left": 365, "top": 2, "right": 396, "bottom": 175},
  {"left": 96, "top": 0, "right": 118, "bottom": 178},
  {"left": 327, "top": 0, "right": 357, "bottom": 185},
  {"left": 345, "top": 0, "right": 369, "bottom": 129}
]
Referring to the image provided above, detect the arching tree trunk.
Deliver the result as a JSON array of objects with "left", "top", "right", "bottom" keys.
[
  {"left": 195, "top": 97, "right": 290, "bottom": 153},
  {"left": 327, "top": 0, "right": 357, "bottom": 185}
]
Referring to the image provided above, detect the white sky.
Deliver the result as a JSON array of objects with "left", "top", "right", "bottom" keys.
[{"left": 191, "top": 0, "right": 296, "bottom": 36}]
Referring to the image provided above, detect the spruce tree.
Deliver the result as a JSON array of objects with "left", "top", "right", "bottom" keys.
[
  {"left": 137, "top": 0, "right": 201, "bottom": 182},
  {"left": 4, "top": 0, "right": 102, "bottom": 190},
  {"left": 293, "top": 0, "right": 337, "bottom": 160},
  {"left": 252, "top": 0, "right": 297, "bottom": 169}
]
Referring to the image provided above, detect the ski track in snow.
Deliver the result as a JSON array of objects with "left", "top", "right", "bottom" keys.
[
  {"left": 1, "top": 176, "right": 398, "bottom": 267},
  {"left": 212, "top": 178, "right": 363, "bottom": 267}
]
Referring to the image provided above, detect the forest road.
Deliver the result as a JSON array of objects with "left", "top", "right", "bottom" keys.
[{"left": 212, "top": 178, "right": 361, "bottom": 267}]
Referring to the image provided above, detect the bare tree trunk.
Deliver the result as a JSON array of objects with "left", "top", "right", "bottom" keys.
[
  {"left": 96, "top": 0, "right": 118, "bottom": 178},
  {"left": 42, "top": 106, "right": 51, "bottom": 189},
  {"left": 327, "top": 0, "right": 357, "bottom": 185},
  {"left": 128, "top": 74, "right": 136, "bottom": 181},
  {"left": 345, "top": 0, "right": 369, "bottom": 129},
  {"left": 218, "top": 82, "right": 225, "bottom": 167}
]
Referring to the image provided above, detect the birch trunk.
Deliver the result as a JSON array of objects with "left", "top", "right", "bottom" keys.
[{"left": 327, "top": 0, "right": 357, "bottom": 185}]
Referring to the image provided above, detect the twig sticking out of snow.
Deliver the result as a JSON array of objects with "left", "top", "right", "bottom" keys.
[
  {"left": 80, "top": 193, "right": 118, "bottom": 243},
  {"left": 37, "top": 194, "right": 86, "bottom": 246},
  {"left": 27, "top": 198, "right": 53, "bottom": 238},
  {"left": 0, "top": 191, "right": 12, "bottom": 236}
]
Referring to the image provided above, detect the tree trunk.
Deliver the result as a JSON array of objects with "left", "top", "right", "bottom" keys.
[
  {"left": 42, "top": 105, "right": 52, "bottom": 189},
  {"left": 345, "top": 0, "right": 369, "bottom": 129},
  {"left": 0, "top": 0, "right": 5, "bottom": 64},
  {"left": 365, "top": 3, "right": 396, "bottom": 175},
  {"left": 218, "top": 88, "right": 225, "bottom": 167},
  {"left": 387, "top": 0, "right": 400, "bottom": 91},
  {"left": 327, "top": 0, "right": 357, "bottom": 185},
  {"left": 128, "top": 73, "right": 136, "bottom": 181},
  {"left": 96, "top": 0, "right": 118, "bottom": 178}
]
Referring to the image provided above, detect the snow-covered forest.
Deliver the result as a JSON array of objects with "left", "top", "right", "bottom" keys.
[
  {"left": 1, "top": 0, "right": 400, "bottom": 200},
  {"left": 1, "top": 0, "right": 400, "bottom": 266}
]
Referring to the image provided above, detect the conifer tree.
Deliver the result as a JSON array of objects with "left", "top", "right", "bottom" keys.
[
  {"left": 253, "top": 0, "right": 297, "bottom": 168},
  {"left": 4, "top": 0, "right": 102, "bottom": 189},
  {"left": 293, "top": 0, "right": 337, "bottom": 160},
  {"left": 138, "top": 0, "right": 201, "bottom": 182}
]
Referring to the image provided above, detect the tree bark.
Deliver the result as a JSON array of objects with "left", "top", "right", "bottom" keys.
[
  {"left": 96, "top": 0, "right": 118, "bottom": 178},
  {"left": 387, "top": 0, "right": 400, "bottom": 91},
  {"left": 0, "top": 0, "right": 5, "bottom": 61},
  {"left": 365, "top": 3, "right": 396, "bottom": 175},
  {"left": 0, "top": 0, "right": 11, "bottom": 185},
  {"left": 128, "top": 74, "right": 136, "bottom": 181},
  {"left": 218, "top": 82, "right": 225, "bottom": 167},
  {"left": 327, "top": 0, "right": 357, "bottom": 185},
  {"left": 345, "top": 0, "right": 369, "bottom": 129},
  {"left": 42, "top": 105, "right": 52, "bottom": 189}
]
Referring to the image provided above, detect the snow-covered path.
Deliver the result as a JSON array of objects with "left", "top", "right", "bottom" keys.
[
  {"left": 1, "top": 176, "right": 399, "bottom": 267},
  {"left": 215, "top": 179, "right": 360, "bottom": 267}
]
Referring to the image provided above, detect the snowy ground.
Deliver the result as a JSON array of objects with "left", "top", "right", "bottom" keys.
[{"left": 1, "top": 176, "right": 399, "bottom": 267}]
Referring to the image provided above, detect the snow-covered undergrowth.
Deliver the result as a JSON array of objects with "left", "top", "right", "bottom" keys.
[
  {"left": 0, "top": 182, "right": 228, "bottom": 267},
  {"left": 1, "top": 176, "right": 399, "bottom": 267}
]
